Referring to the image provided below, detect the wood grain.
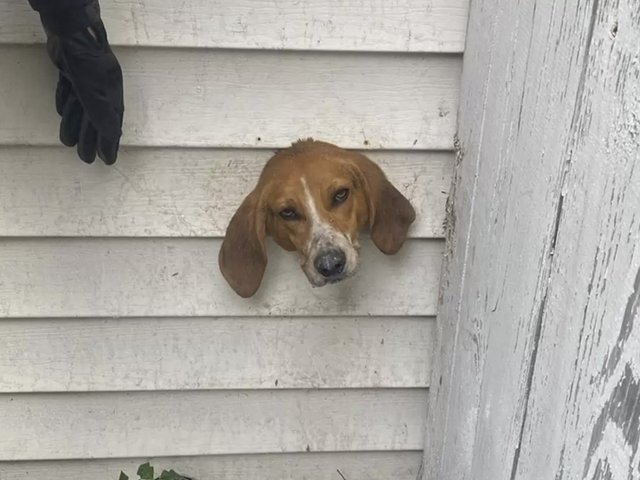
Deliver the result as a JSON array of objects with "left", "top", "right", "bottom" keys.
[
  {"left": 0, "top": 147, "right": 451, "bottom": 238},
  {"left": 424, "top": 0, "right": 640, "bottom": 479},
  {"left": 0, "top": 45, "right": 460, "bottom": 150},
  {"left": 513, "top": 1, "right": 640, "bottom": 478}
]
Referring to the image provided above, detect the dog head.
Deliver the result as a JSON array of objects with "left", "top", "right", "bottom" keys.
[{"left": 219, "top": 139, "right": 416, "bottom": 297}]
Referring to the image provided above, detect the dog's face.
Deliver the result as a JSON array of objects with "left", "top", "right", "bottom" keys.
[
  {"left": 219, "top": 139, "right": 416, "bottom": 297},
  {"left": 263, "top": 150, "right": 369, "bottom": 287}
]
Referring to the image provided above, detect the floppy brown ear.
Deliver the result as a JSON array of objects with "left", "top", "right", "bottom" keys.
[
  {"left": 353, "top": 153, "right": 416, "bottom": 254},
  {"left": 219, "top": 190, "right": 267, "bottom": 298}
]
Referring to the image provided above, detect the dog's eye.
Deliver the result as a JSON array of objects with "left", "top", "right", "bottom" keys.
[
  {"left": 279, "top": 208, "right": 298, "bottom": 220},
  {"left": 333, "top": 188, "right": 349, "bottom": 205}
]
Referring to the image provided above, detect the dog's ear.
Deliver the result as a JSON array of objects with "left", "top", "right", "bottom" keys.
[
  {"left": 352, "top": 153, "right": 416, "bottom": 254},
  {"left": 219, "top": 189, "right": 267, "bottom": 297}
]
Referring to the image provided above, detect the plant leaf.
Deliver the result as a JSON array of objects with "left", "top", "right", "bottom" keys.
[
  {"left": 118, "top": 472, "right": 129, "bottom": 480},
  {"left": 137, "top": 462, "right": 154, "bottom": 480},
  {"left": 159, "top": 469, "right": 191, "bottom": 480}
]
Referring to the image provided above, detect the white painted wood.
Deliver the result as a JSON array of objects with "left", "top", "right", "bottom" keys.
[
  {"left": 511, "top": 1, "right": 640, "bottom": 478},
  {"left": 0, "top": 451, "right": 422, "bottom": 480},
  {"left": 0, "top": 389, "right": 427, "bottom": 460},
  {"left": 0, "top": 0, "right": 460, "bottom": 472},
  {"left": 0, "top": 45, "right": 460, "bottom": 150},
  {"left": 424, "top": 0, "right": 597, "bottom": 474},
  {"left": 0, "top": 317, "right": 435, "bottom": 392},
  {"left": 0, "top": 147, "right": 451, "bottom": 238},
  {"left": 0, "top": 0, "right": 468, "bottom": 52},
  {"left": 0, "top": 238, "right": 441, "bottom": 317},
  {"left": 424, "top": 0, "right": 640, "bottom": 479}
]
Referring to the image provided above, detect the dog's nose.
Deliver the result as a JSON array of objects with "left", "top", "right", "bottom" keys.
[{"left": 314, "top": 249, "right": 346, "bottom": 278}]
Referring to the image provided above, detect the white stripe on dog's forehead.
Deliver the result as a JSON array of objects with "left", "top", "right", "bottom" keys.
[
  {"left": 301, "top": 176, "right": 321, "bottom": 227},
  {"left": 299, "top": 176, "right": 360, "bottom": 285}
]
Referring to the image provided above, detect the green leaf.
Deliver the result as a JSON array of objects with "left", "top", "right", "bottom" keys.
[
  {"left": 137, "top": 462, "right": 154, "bottom": 480},
  {"left": 118, "top": 472, "right": 129, "bottom": 480},
  {"left": 159, "top": 469, "right": 191, "bottom": 480}
]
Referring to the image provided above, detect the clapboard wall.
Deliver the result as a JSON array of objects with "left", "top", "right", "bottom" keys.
[
  {"left": 0, "top": 1, "right": 467, "bottom": 479},
  {"left": 424, "top": 0, "right": 640, "bottom": 479}
]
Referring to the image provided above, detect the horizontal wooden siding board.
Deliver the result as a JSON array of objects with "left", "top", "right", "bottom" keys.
[
  {"left": 0, "top": 317, "right": 435, "bottom": 392},
  {"left": 0, "top": 0, "right": 468, "bottom": 52},
  {"left": 0, "top": 147, "right": 451, "bottom": 238},
  {"left": 0, "top": 238, "right": 442, "bottom": 317},
  {"left": 0, "top": 451, "right": 422, "bottom": 480},
  {"left": 0, "top": 389, "right": 427, "bottom": 460},
  {"left": 0, "top": 46, "right": 461, "bottom": 150}
]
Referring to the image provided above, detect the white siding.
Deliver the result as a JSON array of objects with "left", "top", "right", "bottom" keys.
[
  {"left": 0, "top": 317, "right": 435, "bottom": 392},
  {"left": 0, "top": 390, "right": 426, "bottom": 460},
  {"left": 424, "top": 0, "right": 640, "bottom": 479},
  {"left": 0, "top": 147, "right": 451, "bottom": 237},
  {"left": 1, "top": 0, "right": 468, "bottom": 52},
  {"left": 0, "top": 0, "right": 465, "bottom": 477},
  {"left": 0, "top": 46, "right": 460, "bottom": 149},
  {"left": 0, "top": 238, "right": 441, "bottom": 317},
  {"left": 1, "top": 452, "right": 422, "bottom": 480}
]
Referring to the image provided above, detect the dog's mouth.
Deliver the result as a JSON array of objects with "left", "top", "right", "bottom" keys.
[
  {"left": 304, "top": 270, "right": 354, "bottom": 287},
  {"left": 326, "top": 275, "right": 347, "bottom": 284}
]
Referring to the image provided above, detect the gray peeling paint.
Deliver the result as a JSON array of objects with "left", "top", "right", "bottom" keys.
[{"left": 424, "top": 0, "right": 640, "bottom": 478}]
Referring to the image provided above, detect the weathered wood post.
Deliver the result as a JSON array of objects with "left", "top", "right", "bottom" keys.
[{"left": 423, "top": 0, "right": 640, "bottom": 478}]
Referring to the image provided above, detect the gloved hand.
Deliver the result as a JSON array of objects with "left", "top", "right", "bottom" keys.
[{"left": 37, "top": 1, "right": 124, "bottom": 164}]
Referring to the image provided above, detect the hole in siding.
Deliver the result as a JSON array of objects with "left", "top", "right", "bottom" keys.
[{"left": 611, "top": 21, "right": 618, "bottom": 37}]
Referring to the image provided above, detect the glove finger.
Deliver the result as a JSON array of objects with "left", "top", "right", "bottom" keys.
[
  {"left": 77, "top": 115, "right": 98, "bottom": 164},
  {"left": 97, "top": 134, "right": 120, "bottom": 165},
  {"left": 55, "top": 73, "right": 73, "bottom": 116},
  {"left": 62, "top": 21, "right": 124, "bottom": 141},
  {"left": 59, "top": 94, "right": 83, "bottom": 147}
]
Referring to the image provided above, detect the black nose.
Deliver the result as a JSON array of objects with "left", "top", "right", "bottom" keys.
[{"left": 314, "top": 249, "right": 346, "bottom": 278}]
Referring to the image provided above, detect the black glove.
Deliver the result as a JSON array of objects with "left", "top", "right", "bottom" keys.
[{"left": 37, "top": 1, "right": 124, "bottom": 164}]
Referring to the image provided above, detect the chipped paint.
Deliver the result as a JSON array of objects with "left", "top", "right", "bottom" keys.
[{"left": 425, "top": 0, "right": 640, "bottom": 479}]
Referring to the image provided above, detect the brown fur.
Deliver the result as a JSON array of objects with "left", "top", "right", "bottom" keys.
[{"left": 219, "top": 139, "right": 416, "bottom": 297}]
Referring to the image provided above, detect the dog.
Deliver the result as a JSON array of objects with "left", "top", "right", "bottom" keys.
[{"left": 219, "top": 139, "right": 416, "bottom": 297}]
